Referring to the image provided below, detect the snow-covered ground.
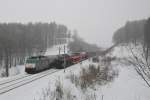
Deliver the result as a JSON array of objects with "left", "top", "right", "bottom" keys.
[
  {"left": 0, "top": 45, "right": 150, "bottom": 100},
  {"left": 0, "top": 60, "right": 91, "bottom": 100},
  {"left": 0, "top": 65, "right": 25, "bottom": 78},
  {"left": 45, "top": 43, "right": 68, "bottom": 56},
  {"left": 102, "top": 45, "right": 150, "bottom": 100},
  {"left": 100, "top": 62, "right": 150, "bottom": 100}
]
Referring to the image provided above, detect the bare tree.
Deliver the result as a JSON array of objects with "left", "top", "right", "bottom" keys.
[{"left": 0, "top": 22, "right": 69, "bottom": 77}]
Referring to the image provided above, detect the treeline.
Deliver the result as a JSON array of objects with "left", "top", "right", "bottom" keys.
[
  {"left": 68, "top": 32, "right": 101, "bottom": 53},
  {"left": 112, "top": 18, "right": 150, "bottom": 46},
  {"left": 113, "top": 19, "right": 146, "bottom": 44},
  {"left": 0, "top": 22, "right": 68, "bottom": 76}
]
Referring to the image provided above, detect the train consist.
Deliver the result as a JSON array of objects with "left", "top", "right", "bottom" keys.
[
  {"left": 25, "top": 52, "right": 90, "bottom": 74},
  {"left": 25, "top": 43, "right": 117, "bottom": 74}
]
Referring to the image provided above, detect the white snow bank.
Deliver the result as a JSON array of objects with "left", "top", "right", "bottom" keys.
[
  {"left": 0, "top": 64, "right": 25, "bottom": 78},
  {"left": 16, "top": 65, "right": 25, "bottom": 74},
  {"left": 9, "top": 65, "right": 25, "bottom": 76}
]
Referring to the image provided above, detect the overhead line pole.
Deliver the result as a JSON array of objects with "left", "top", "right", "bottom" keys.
[{"left": 64, "top": 45, "right": 66, "bottom": 73}]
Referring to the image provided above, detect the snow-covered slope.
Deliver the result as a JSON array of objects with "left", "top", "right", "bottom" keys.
[
  {"left": 101, "top": 63, "right": 150, "bottom": 100},
  {"left": 45, "top": 43, "right": 68, "bottom": 56},
  {"left": 103, "top": 45, "right": 150, "bottom": 100}
]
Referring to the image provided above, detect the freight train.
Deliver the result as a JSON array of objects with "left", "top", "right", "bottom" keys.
[{"left": 25, "top": 52, "right": 89, "bottom": 74}]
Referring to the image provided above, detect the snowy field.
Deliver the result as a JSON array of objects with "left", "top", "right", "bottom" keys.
[{"left": 0, "top": 45, "right": 150, "bottom": 100}]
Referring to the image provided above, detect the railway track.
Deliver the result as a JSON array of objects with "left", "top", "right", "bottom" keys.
[
  {"left": 0, "top": 69, "right": 59, "bottom": 95},
  {"left": 0, "top": 59, "right": 89, "bottom": 95},
  {"left": 0, "top": 74, "right": 30, "bottom": 86}
]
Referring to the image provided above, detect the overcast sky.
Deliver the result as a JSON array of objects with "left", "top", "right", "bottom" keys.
[{"left": 0, "top": 0, "right": 150, "bottom": 47}]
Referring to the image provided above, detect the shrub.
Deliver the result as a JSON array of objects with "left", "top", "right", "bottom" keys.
[{"left": 68, "top": 63, "right": 118, "bottom": 91}]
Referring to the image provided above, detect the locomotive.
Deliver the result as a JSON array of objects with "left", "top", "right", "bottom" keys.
[
  {"left": 25, "top": 55, "right": 57, "bottom": 73},
  {"left": 25, "top": 52, "right": 89, "bottom": 74}
]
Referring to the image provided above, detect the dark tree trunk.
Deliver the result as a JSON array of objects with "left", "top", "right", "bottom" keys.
[{"left": 5, "top": 54, "right": 9, "bottom": 77}]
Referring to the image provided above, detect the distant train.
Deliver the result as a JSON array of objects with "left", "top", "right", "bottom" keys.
[
  {"left": 25, "top": 52, "right": 89, "bottom": 74},
  {"left": 25, "top": 43, "right": 118, "bottom": 74}
]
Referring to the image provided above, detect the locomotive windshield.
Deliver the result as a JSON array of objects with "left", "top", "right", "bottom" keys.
[
  {"left": 26, "top": 56, "right": 47, "bottom": 64},
  {"left": 26, "top": 58, "right": 38, "bottom": 64}
]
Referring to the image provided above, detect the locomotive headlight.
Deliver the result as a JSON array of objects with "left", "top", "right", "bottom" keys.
[{"left": 25, "top": 63, "right": 36, "bottom": 68}]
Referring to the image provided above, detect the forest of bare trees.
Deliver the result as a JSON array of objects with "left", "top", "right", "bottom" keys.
[
  {"left": 0, "top": 22, "right": 69, "bottom": 76},
  {"left": 113, "top": 19, "right": 146, "bottom": 44}
]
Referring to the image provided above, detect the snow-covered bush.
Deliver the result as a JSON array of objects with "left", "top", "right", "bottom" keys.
[
  {"left": 39, "top": 79, "right": 75, "bottom": 100},
  {"left": 69, "top": 64, "right": 118, "bottom": 91}
]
